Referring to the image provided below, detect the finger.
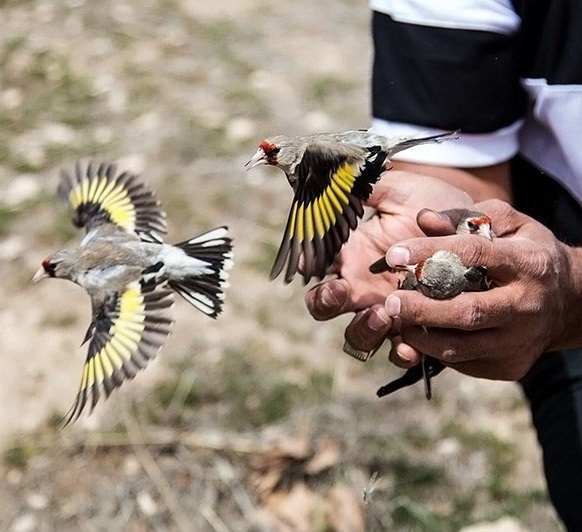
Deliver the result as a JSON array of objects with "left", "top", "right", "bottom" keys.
[
  {"left": 388, "top": 336, "right": 423, "bottom": 368},
  {"left": 385, "top": 286, "right": 515, "bottom": 331},
  {"left": 305, "top": 278, "right": 351, "bottom": 321},
  {"left": 386, "top": 233, "right": 523, "bottom": 280},
  {"left": 343, "top": 305, "right": 393, "bottom": 354},
  {"left": 416, "top": 208, "right": 458, "bottom": 236},
  {"left": 398, "top": 326, "right": 531, "bottom": 380}
]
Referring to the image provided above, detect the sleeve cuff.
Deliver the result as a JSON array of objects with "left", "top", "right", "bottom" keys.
[{"left": 371, "top": 118, "right": 522, "bottom": 167}]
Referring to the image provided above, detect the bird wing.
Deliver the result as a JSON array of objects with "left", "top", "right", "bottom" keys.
[
  {"left": 58, "top": 161, "right": 167, "bottom": 243},
  {"left": 63, "top": 280, "right": 173, "bottom": 425},
  {"left": 271, "top": 141, "right": 387, "bottom": 283}
]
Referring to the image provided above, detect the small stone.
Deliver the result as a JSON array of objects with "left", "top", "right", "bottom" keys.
[
  {"left": 122, "top": 455, "right": 141, "bottom": 476},
  {"left": 226, "top": 117, "right": 256, "bottom": 143},
  {"left": 6, "top": 468, "right": 23, "bottom": 485},
  {"left": 0, "top": 237, "right": 26, "bottom": 262},
  {"left": 26, "top": 492, "right": 49, "bottom": 510},
  {"left": 0, "top": 88, "right": 23, "bottom": 110},
  {"left": 11, "top": 514, "right": 37, "bottom": 532},
  {"left": 136, "top": 491, "right": 158, "bottom": 516},
  {"left": 41, "top": 122, "right": 76, "bottom": 146},
  {"left": 436, "top": 437, "right": 460, "bottom": 458},
  {"left": 4, "top": 175, "right": 41, "bottom": 206}
]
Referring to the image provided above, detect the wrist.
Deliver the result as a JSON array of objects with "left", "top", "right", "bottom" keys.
[
  {"left": 392, "top": 161, "right": 512, "bottom": 203},
  {"left": 550, "top": 244, "right": 582, "bottom": 351}
]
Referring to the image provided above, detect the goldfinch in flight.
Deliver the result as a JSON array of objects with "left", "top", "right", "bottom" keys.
[
  {"left": 33, "top": 161, "right": 233, "bottom": 424},
  {"left": 246, "top": 129, "right": 456, "bottom": 283}
]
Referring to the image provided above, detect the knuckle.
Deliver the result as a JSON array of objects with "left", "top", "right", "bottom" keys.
[
  {"left": 440, "top": 344, "right": 463, "bottom": 364},
  {"left": 457, "top": 295, "right": 487, "bottom": 330}
]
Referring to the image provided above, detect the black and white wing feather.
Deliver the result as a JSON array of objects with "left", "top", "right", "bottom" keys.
[
  {"left": 63, "top": 280, "right": 173, "bottom": 425},
  {"left": 58, "top": 161, "right": 167, "bottom": 243},
  {"left": 271, "top": 142, "right": 387, "bottom": 283}
]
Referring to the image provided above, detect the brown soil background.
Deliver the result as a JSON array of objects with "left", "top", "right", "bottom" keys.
[{"left": 0, "top": 1, "right": 561, "bottom": 531}]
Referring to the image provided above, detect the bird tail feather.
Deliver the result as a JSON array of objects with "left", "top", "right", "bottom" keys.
[
  {"left": 169, "top": 226, "right": 233, "bottom": 318},
  {"left": 388, "top": 130, "right": 459, "bottom": 157}
]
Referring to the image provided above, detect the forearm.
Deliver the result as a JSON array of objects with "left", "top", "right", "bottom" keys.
[{"left": 392, "top": 161, "right": 512, "bottom": 203}]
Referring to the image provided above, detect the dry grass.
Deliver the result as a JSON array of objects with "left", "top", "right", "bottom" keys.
[{"left": 0, "top": 0, "right": 561, "bottom": 530}]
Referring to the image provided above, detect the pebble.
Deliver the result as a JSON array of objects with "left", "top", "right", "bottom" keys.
[
  {"left": 226, "top": 117, "right": 256, "bottom": 143},
  {"left": 4, "top": 175, "right": 41, "bottom": 206},
  {"left": 0, "top": 237, "right": 26, "bottom": 262},
  {"left": 10, "top": 514, "right": 37, "bottom": 532},
  {"left": 0, "top": 88, "right": 23, "bottom": 110},
  {"left": 25, "top": 492, "right": 49, "bottom": 510},
  {"left": 136, "top": 491, "right": 158, "bottom": 516}
]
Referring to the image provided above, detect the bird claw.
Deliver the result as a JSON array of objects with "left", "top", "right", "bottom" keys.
[{"left": 377, "top": 356, "right": 446, "bottom": 400}]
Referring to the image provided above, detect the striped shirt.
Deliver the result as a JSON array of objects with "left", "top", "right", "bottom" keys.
[{"left": 371, "top": 0, "right": 582, "bottom": 202}]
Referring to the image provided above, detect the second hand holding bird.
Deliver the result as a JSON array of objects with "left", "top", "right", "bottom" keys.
[{"left": 373, "top": 210, "right": 494, "bottom": 399}]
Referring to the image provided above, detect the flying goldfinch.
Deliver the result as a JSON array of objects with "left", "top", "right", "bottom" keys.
[
  {"left": 245, "top": 130, "right": 457, "bottom": 283},
  {"left": 33, "top": 161, "right": 233, "bottom": 424},
  {"left": 373, "top": 211, "right": 494, "bottom": 400}
]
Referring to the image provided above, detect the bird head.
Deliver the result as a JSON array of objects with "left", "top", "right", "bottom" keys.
[
  {"left": 456, "top": 212, "right": 495, "bottom": 240},
  {"left": 32, "top": 249, "right": 76, "bottom": 283},
  {"left": 245, "top": 136, "right": 300, "bottom": 174}
]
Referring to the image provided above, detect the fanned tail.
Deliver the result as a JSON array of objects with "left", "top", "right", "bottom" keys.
[{"left": 168, "top": 226, "right": 233, "bottom": 318}]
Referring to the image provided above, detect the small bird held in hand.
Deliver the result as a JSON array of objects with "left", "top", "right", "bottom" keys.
[
  {"left": 374, "top": 211, "right": 494, "bottom": 399},
  {"left": 369, "top": 210, "right": 494, "bottom": 275},
  {"left": 246, "top": 130, "right": 457, "bottom": 284},
  {"left": 33, "top": 161, "right": 233, "bottom": 425}
]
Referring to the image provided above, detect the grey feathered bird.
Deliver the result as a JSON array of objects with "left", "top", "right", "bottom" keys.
[
  {"left": 245, "top": 130, "right": 457, "bottom": 284},
  {"left": 373, "top": 211, "right": 494, "bottom": 399},
  {"left": 33, "top": 161, "right": 233, "bottom": 424}
]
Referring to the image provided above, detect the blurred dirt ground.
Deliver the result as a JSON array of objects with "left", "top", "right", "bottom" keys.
[{"left": 0, "top": 1, "right": 562, "bottom": 531}]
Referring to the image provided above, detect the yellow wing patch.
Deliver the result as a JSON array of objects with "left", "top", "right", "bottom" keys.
[
  {"left": 58, "top": 161, "right": 167, "bottom": 241},
  {"left": 63, "top": 282, "right": 173, "bottom": 425},
  {"left": 69, "top": 176, "right": 137, "bottom": 232},
  {"left": 270, "top": 160, "right": 365, "bottom": 283}
]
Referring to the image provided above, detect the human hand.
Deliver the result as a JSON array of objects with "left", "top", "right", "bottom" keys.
[
  {"left": 384, "top": 199, "right": 574, "bottom": 380},
  {"left": 304, "top": 170, "right": 473, "bottom": 354}
]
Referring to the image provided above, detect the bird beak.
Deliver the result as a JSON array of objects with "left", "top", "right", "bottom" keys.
[
  {"left": 245, "top": 149, "right": 267, "bottom": 170},
  {"left": 32, "top": 266, "right": 49, "bottom": 283}
]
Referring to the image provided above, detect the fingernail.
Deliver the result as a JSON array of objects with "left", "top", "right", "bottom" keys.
[
  {"left": 396, "top": 348, "right": 413, "bottom": 363},
  {"left": 320, "top": 285, "right": 339, "bottom": 309},
  {"left": 385, "top": 294, "right": 401, "bottom": 318},
  {"left": 366, "top": 308, "right": 388, "bottom": 332},
  {"left": 387, "top": 246, "right": 410, "bottom": 267}
]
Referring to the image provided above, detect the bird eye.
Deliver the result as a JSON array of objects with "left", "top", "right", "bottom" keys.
[
  {"left": 467, "top": 221, "right": 479, "bottom": 232},
  {"left": 42, "top": 259, "right": 57, "bottom": 276}
]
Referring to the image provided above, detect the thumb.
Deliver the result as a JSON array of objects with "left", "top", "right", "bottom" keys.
[{"left": 417, "top": 208, "right": 481, "bottom": 236}]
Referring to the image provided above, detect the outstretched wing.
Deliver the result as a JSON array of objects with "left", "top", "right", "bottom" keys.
[
  {"left": 63, "top": 280, "right": 174, "bottom": 425},
  {"left": 58, "top": 161, "right": 167, "bottom": 243},
  {"left": 270, "top": 142, "right": 387, "bottom": 284}
]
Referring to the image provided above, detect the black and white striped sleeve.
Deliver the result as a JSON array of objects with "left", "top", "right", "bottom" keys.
[{"left": 370, "top": 0, "right": 524, "bottom": 167}]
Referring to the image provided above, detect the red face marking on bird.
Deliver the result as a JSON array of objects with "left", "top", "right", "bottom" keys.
[
  {"left": 259, "top": 140, "right": 281, "bottom": 165},
  {"left": 467, "top": 216, "right": 491, "bottom": 234},
  {"left": 414, "top": 260, "right": 426, "bottom": 281},
  {"left": 41, "top": 258, "right": 57, "bottom": 277}
]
